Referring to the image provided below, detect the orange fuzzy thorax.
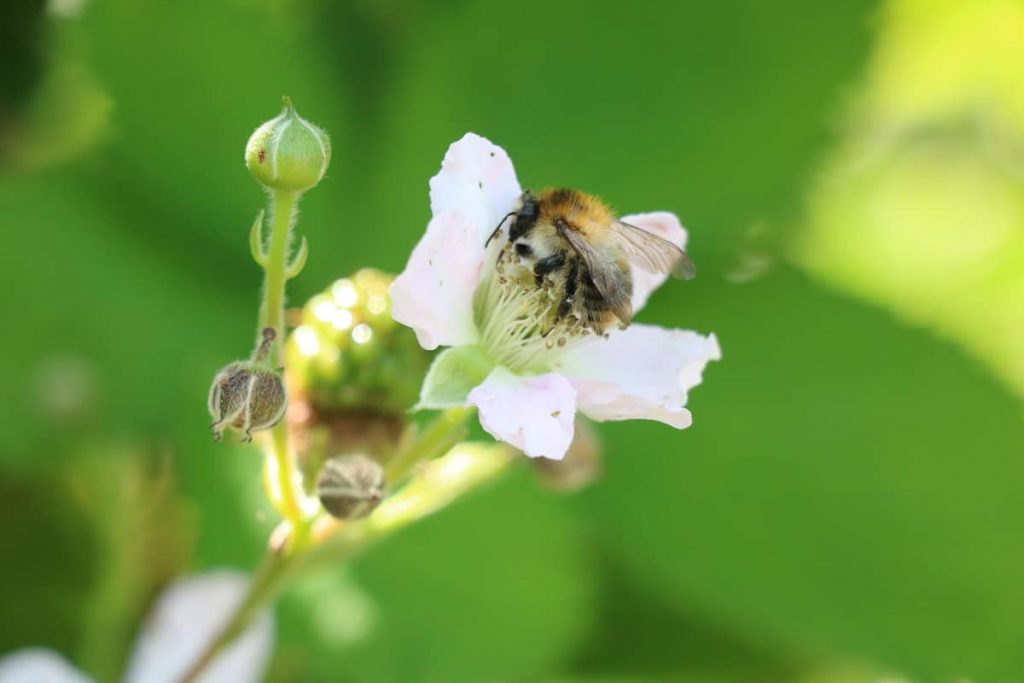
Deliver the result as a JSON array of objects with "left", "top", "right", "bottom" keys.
[{"left": 535, "top": 188, "right": 615, "bottom": 241}]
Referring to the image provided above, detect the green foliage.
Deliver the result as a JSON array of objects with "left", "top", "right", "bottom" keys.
[
  {"left": 591, "top": 267, "right": 1024, "bottom": 679},
  {"left": 5, "top": 0, "right": 1023, "bottom": 681}
]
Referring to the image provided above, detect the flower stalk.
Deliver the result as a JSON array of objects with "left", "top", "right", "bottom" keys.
[
  {"left": 257, "top": 190, "right": 299, "bottom": 363},
  {"left": 385, "top": 407, "right": 472, "bottom": 481},
  {"left": 253, "top": 188, "right": 309, "bottom": 538}
]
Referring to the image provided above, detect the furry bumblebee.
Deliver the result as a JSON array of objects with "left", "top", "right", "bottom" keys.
[{"left": 488, "top": 188, "right": 695, "bottom": 334}]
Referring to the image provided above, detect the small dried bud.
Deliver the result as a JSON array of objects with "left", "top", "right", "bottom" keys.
[
  {"left": 245, "top": 96, "right": 331, "bottom": 193},
  {"left": 317, "top": 454, "right": 386, "bottom": 519},
  {"left": 532, "top": 418, "right": 602, "bottom": 492},
  {"left": 208, "top": 330, "right": 287, "bottom": 442}
]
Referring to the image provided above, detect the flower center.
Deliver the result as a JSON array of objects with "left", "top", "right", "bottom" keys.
[{"left": 474, "top": 245, "right": 595, "bottom": 373}]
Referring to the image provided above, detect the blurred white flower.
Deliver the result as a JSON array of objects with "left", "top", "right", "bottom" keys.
[
  {"left": 391, "top": 133, "right": 720, "bottom": 460},
  {"left": 0, "top": 571, "right": 272, "bottom": 683},
  {"left": 0, "top": 649, "right": 93, "bottom": 683}
]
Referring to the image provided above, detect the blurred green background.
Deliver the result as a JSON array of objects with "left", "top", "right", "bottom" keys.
[{"left": 2, "top": 0, "right": 1023, "bottom": 681}]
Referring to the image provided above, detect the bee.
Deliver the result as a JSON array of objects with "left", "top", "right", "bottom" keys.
[{"left": 487, "top": 188, "right": 696, "bottom": 334}]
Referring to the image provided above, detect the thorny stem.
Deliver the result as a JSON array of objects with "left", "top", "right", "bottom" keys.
[{"left": 179, "top": 408, "right": 480, "bottom": 682}]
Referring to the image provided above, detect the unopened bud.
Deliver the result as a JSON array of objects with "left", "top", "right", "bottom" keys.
[
  {"left": 317, "top": 454, "right": 385, "bottom": 519},
  {"left": 245, "top": 96, "right": 331, "bottom": 193},
  {"left": 208, "top": 329, "right": 287, "bottom": 442}
]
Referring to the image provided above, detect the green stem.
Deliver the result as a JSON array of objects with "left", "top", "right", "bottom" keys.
[
  {"left": 263, "top": 422, "right": 305, "bottom": 531},
  {"left": 258, "top": 189, "right": 298, "bottom": 365},
  {"left": 385, "top": 407, "right": 472, "bottom": 482},
  {"left": 256, "top": 189, "right": 307, "bottom": 530},
  {"left": 177, "top": 552, "right": 295, "bottom": 683}
]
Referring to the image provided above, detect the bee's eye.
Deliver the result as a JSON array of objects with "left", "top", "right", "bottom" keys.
[{"left": 515, "top": 243, "right": 533, "bottom": 258}]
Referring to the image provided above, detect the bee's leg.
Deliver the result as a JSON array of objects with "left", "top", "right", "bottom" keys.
[
  {"left": 555, "top": 257, "right": 580, "bottom": 321},
  {"left": 533, "top": 252, "right": 565, "bottom": 288}
]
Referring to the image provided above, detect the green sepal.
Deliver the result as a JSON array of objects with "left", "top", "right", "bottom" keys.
[
  {"left": 249, "top": 209, "right": 267, "bottom": 266},
  {"left": 416, "top": 345, "right": 495, "bottom": 410},
  {"left": 284, "top": 235, "right": 308, "bottom": 279}
]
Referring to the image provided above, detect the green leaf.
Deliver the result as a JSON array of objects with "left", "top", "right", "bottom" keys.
[
  {"left": 353, "top": 0, "right": 876, "bottom": 276},
  {"left": 417, "top": 345, "right": 494, "bottom": 410},
  {"left": 570, "top": 559, "right": 798, "bottom": 682},
  {"left": 0, "top": 173, "right": 271, "bottom": 567},
  {"left": 589, "top": 267, "right": 1024, "bottom": 680},
  {"left": 0, "top": 474, "right": 94, "bottom": 660}
]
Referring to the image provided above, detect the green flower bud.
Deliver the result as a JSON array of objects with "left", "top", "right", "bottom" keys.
[
  {"left": 208, "top": 329, "right": 287, "bottom": 442},
  {"left": 245, "top": 97, "right": 331, "bottom": 192},
  {"left": 317, "top": 454, "right": 386, "bottom": 519}
]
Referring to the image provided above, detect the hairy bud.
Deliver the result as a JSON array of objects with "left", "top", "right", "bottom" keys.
[
  {"left": 317, "top": 454, "right": 386, "bottom": 519},
  {"left": 245, "top": 96, "right": 331, "bottom": 193},
  {"left": 208, "top": 329, "right": 287, "bottom": 442}
]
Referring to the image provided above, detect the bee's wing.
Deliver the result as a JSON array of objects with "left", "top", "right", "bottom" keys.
[
  {"left": 612, "top": 220, "right": 696, "bottom": 280},
  {"left": 560, "top": 228, "right": 634, "bottom": 323}
]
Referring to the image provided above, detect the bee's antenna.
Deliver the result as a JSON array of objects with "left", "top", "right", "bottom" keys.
[{"left": 485, "top": 211, "right": 518, "bottom": 248}]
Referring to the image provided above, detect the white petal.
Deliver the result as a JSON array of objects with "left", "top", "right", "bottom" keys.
[
  {"left": 390, "top": 210, "right": 483, "bottom": 350},
  {"left": 467, "top": 367, "right": 577, "bottom": 460},
  {"left": 429, "top": 133, "right": 523, "bottom": 243},
  {"left": 0, "top": 649, "right": 94, "bottom": 683},
  {"left": 124, "top": 570, "right": 273, "bottom": 683},
  {"left": 553, "top": 325, "right": 720, "bottom": 428},
  {"left": 620, "top": 211, "right": 689, "bottom": 313},
  {"left": 391, "top": 134, "right": 522, "bottom": 351}
]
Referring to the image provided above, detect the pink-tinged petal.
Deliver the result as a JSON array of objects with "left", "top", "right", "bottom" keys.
[
  {"left": 390, "top": 210, "right": 483, "bottom": 350},
  {"left": 467, "top": 367, "right": 577, "bottom": 460},
  {"left": 430, "top": 133, "right": 523, "bottom": 243},
  {"left": 553, "top": 324, "right": 720, "bottom": 428},
  {"left": 0, "top": 649, "right": 94, "bottom": 683},
  {"left": 619, "top": 211, "right": 689, "bottom": 313},
  {"left": 124, "top": 571, "right": 273, "bottom": 683}
]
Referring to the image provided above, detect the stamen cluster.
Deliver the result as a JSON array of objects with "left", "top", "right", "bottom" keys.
[{"left": 474, "top": 245, "right": 594, "bottom": 373}]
